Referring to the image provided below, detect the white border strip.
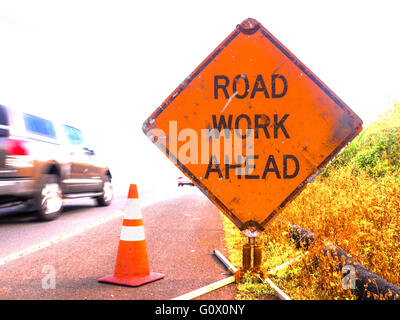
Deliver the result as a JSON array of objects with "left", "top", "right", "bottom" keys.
[
  {"left": 120, "top": 226, "right": 145, "bottom": 241},
  {"left": 265, "top": 278, "right": 292, "bottom": 300},
  {"left": 172, "top": 276, "right": 235, "bottom": 300},
  {"left": 268, "top": 252, "right": 309, "bottom": 275},
  {"left": 123, "top": 199, "right": 142, "bottom": 220}
]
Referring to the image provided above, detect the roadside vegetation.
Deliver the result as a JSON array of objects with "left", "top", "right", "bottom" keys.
[{"left": 222, "top": 102, "right": 400, "bottom": 300}]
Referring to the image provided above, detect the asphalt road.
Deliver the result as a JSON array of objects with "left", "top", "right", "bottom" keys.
[
  {"left": 0, "top": 196, "right": 126, "bottom": 260},
  {"left": 0, "top": 185, "right": 237, "bottom": 300}
]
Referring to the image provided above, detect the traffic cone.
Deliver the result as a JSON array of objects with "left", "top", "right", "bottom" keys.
[{"left": 98, "top": 184, "right": 165, "bottom": 287}]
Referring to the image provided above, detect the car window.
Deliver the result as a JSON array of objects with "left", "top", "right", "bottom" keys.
[
  {"left": 0, "top": 105, "right": 9, "bottom": 137},
  {"left": 0, "top": 106, "right": 8, "bottom": 126},
  {"left": 63, "top": 125, "right": 84, "bottom": 146},
  {"left": 23, "top": 113, "right": 57, "bottom": 139}
]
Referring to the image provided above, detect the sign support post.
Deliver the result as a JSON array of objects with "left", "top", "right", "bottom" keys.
[{"left": 237, "top": 235, "right": 264, "bottom": 282}]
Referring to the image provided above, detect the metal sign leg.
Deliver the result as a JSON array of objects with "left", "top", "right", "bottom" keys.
[{"left": 237, "top": 236, "right": 264, "bottom": 282}]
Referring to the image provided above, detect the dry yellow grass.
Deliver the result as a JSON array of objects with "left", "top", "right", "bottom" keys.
[{"left": 222, "top": 102, "right": 400, "bottom": 300}]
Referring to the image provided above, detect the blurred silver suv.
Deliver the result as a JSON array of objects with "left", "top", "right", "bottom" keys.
[{"left": 0, "top": 104, "right": 113, "bottom": 221}]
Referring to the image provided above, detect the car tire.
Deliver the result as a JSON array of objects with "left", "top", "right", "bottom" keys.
[
  {"left": 96, "top": 176, "right": 113, "bottom": 206},
  {"left": 35, "top": 174, "right": 63, "bottom": 221}
]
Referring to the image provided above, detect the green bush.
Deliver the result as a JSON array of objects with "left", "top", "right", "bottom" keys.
[{"left": 324, "top": 103, "right": 400, "bottom": 179}]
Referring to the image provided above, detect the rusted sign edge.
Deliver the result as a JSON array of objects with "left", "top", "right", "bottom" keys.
[
  {"left": 143, "top": 29, "right": 240, "bottom": 124},
  {"left": 260, "top": 124, "right": 362, "bottom": 228},
  {"left": 259, "top": 27, "right": 359, "bottom": 119},
  {"left": 142, "top": 18, "right": 363, "bottom": 231},
  {"left": 142, "top": 27, "right": 243, "bottom": 229},
  {"left": 254, "top": 19, "right": 363, "bottom": 227}
]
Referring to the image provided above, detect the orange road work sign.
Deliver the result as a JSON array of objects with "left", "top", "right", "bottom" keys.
[{"left": 143, "top": 18, "right": 362, "bottom": 236}]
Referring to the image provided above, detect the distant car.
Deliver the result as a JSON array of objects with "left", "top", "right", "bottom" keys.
[
  {"left": 178, "top": 176, "right": 194, "bottom": 187},
  {"left": 0, "top": 104, "right": 113, "bottom": 221}
]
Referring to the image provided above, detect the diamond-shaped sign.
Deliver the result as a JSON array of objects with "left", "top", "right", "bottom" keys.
[{"left": 143, "top": 18, "right": 362, "bottom": 236}]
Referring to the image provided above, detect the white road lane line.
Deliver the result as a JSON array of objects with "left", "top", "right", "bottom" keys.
[{"left": 0, "top": 210, "right": 124, "bottom": 267}]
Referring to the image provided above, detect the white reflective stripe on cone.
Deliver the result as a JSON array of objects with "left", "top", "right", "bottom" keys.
[
  {"left": 120, "top": 226, "right": 146, "bottom": 241},
  {"left": 123, "top": 199, "right": 142, "bottom": 220}
]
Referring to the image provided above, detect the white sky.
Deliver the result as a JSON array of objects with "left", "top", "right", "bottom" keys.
[{"left": 0, "top": 0, "right": 399, "bottom": 192}]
